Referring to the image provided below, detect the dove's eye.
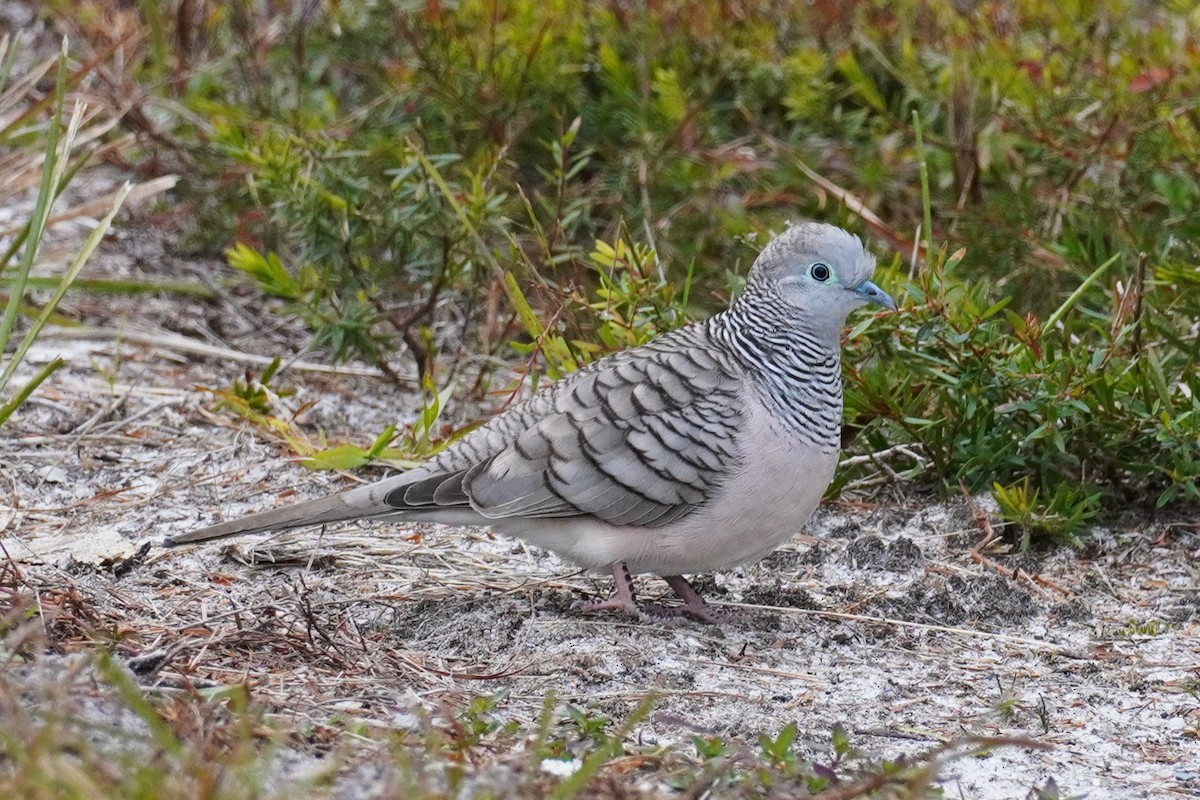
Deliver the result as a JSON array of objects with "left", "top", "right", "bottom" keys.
[{"left": 810, "top": 263, "right": 832, "bottom": 282}]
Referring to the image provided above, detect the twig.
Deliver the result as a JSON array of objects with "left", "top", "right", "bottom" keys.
[
  {"left": 38, "top": 326, "right": 404, "bottom": 379},
  {"left": 969, "top": 549, "right": 1071, "bottom": 600},
  {"left": 0, "top": 175, "right": 179, "bottom": 237},
  {"left": 719, "top": 601, "right": 1086, "bottom": 658},
  {"left": 688, "top": 658, "right": 820, "bottom": 683},
  {"left": 840, "top": 443, "right": 927, "bottom": 468},
  {"left": 961, "top": 486, "right": 1000, "bottom": 551},
  {"left": 961, "top": 488, "right": 1072, "bottom": 598}
]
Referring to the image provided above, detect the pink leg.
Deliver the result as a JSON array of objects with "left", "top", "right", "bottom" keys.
[
  {"left": 581, "top": 562, "right": 641, "bottom": 617},
  {"left": 663, "top": 575, "right": 728, "bottom": 625}
]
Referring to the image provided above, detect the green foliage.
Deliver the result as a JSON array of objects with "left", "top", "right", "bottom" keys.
[
  {"left": 217, "top": 355, "right": 292, "bottom": 416},
  {"left": 989, "top": 676, "right": 1022, "bottom": 723},
  {"left": 843, "top": 230, "right": 1198, "bottom": 540},
  {"left": 757, "top": 720, "right": 799, "bottom": 768},
  {"left": 65, "top": 0, "right": 1200, "bottom": 527},
  {"left": 449, "top": 692, "right": 510, "bottom": 753},
  {"left": 204, "top": 360, "right": 450, "bottom": 471},
  {"left": 692, "top": 735, "right": 730, "bottom": 761},
  {"left": 506, "top": 234, "right": 696, "bottom": 384},
  {"left": 211, "top": 126, "right": 490, "bottom": 370},
  {"left": 585, "top": 237, "right": 694, "bottom": 349},
  {"left": 992, "top": 479, "right": 1100, "bottom": 551},
  {"left": 225, "top": 243, "right": 303, "bottom": 300},
  {"left": 561, "top": 703, "right": 612, "bottom": 746}
]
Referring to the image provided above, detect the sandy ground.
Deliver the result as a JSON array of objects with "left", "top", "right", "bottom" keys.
[{"left": 3, "top": 172, "right": 1200, "bottom": 798}]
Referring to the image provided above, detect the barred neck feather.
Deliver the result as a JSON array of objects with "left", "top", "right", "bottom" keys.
[{"left": 708, "top": 284, "right": 843, "bottom": 452}]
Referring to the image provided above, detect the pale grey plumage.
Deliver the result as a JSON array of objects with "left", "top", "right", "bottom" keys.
[{"left": 165, "top": 222, "right": 896, "bottom": 622}]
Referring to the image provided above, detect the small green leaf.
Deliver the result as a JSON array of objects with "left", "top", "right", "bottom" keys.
[
  {"left": 302, "top": 444, "right": 370, "bottom": 471},
  {"left": 225, "top": 243, "right": 302, "bottom": 300}
]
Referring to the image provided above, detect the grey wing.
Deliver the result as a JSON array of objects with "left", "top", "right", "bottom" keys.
[{"left": 385, "top": 332, "right": 745, "bottom": 528}]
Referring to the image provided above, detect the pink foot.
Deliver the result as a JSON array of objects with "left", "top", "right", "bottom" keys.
[
  {"left": 581, "top": 596, "right": 641, "bottom": 617},
  {"left": 581, "top": 563, "right": 641, "bottom": 618},
  {"left": 660, "top": 575, "right": 734, "bottom": 625}
]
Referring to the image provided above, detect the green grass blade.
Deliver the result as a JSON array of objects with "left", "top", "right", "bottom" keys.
[
  {"left": 912, "top": 108, "right": 934, "bottom": 268},
  {"left": 0, "top": 181, "right": 132, "bottom": 391},
  {"left": 409, "top": 142, "right": 506, "bottom": 282},
  {"left": 545, "top": 694, "right": 656, "bottom": 800},
  {"left": 94, "top": 652, "right": 184, "bottom": 756},
  {"left": 0, "top": 276, "right": 217, "bottom": 297},
  {"left": 137, "top": 0, "right": 169, "bottom": 78},
  {"left": 0, "top": 356, "right": 63, "bottom": 426},
  {"left": 0, "top": 33, "right": 18, "bottom": 94},
  {"left": 1044, "top": 252, "right": 1121, "bottom": 331},
  {"left": 0, "top": 38, "right": 69, "bottom": 356}
]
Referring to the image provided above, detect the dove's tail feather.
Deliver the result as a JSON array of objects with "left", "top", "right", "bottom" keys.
[{"left": 163, "top": 478, "right": 411, "bottom": 546}]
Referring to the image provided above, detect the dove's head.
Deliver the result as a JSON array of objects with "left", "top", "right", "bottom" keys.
[{"left": 745, "top": 222, "right": 896, "bottom": 326}]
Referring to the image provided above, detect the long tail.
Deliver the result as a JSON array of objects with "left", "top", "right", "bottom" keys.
[{"left": 163, "top": 478, "right": 409, "bottom": 546}]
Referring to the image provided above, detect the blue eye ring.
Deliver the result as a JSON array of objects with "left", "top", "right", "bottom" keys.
[{"left": 810, "top": 263, "right": 832, "bottom": 282}]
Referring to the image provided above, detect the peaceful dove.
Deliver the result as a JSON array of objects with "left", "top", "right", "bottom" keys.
[{"left": 165, "top": 222, "right": 896, "bottom": 622}]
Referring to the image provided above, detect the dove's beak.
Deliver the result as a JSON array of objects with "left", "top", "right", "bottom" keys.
[{"left": 852, "top": 279, "right": 897, "bottom": 312}]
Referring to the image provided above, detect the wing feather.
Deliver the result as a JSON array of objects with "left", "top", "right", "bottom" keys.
[{"left": 384, "top": 326, "right": 745, "bottom": 528}]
